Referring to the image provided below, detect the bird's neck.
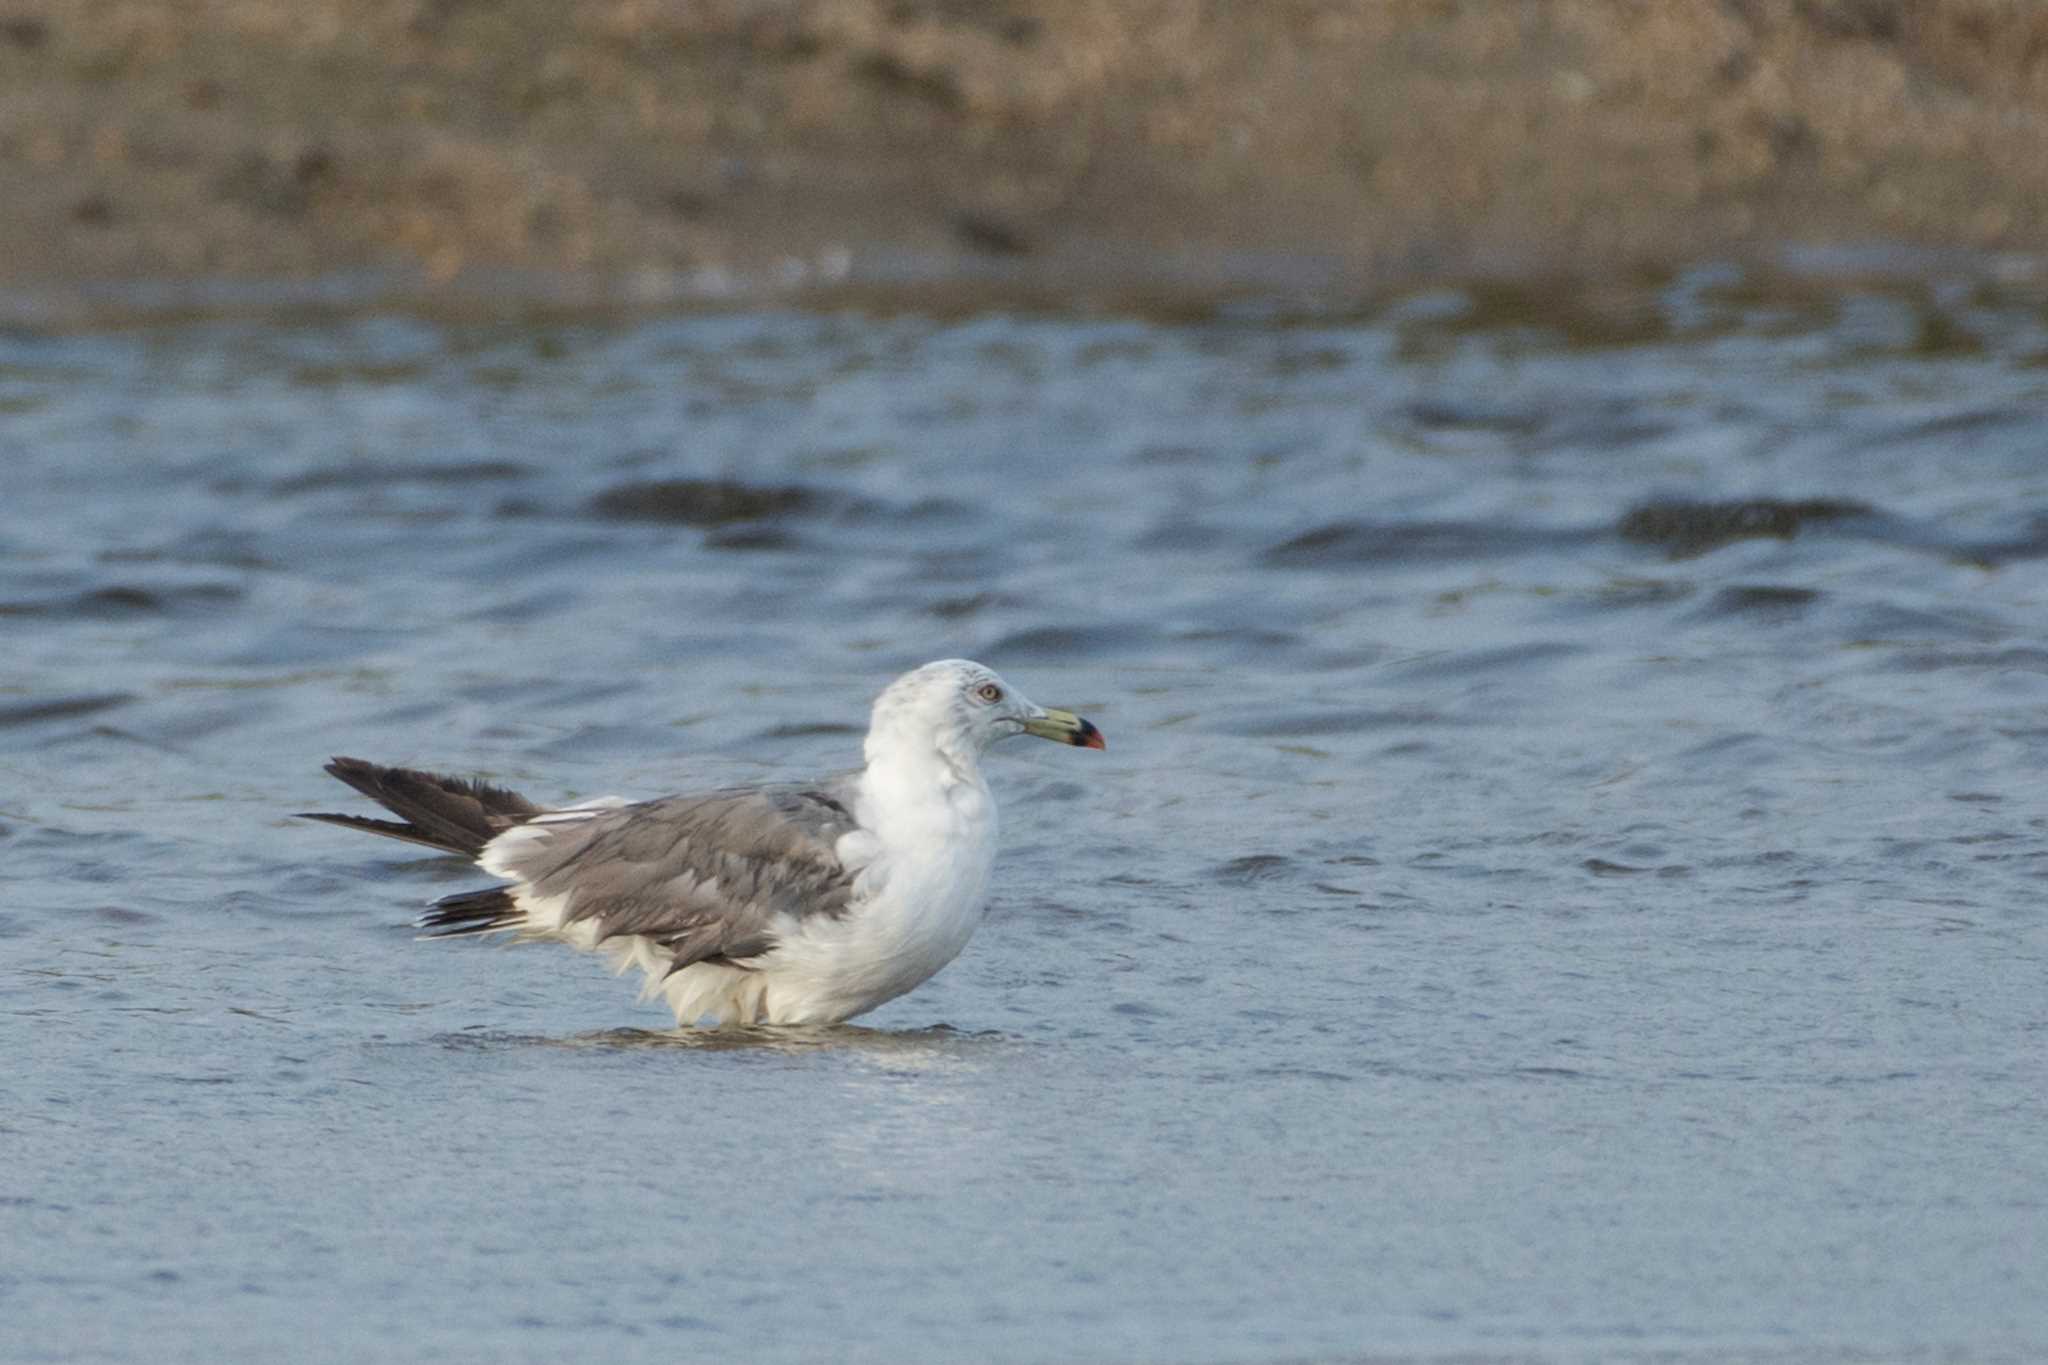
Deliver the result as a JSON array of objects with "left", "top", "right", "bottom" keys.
[{"left": 858, "top": 725, "right": 991, "bottom": 847}]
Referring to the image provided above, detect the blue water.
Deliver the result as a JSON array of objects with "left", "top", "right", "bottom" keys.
[{"left": 4, "top": 272, "right": 2047, "bottom": 1363}]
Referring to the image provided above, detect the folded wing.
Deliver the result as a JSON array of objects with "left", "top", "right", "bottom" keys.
[{"left": 462, "top": 784, "right": 864, "bottom": 971}]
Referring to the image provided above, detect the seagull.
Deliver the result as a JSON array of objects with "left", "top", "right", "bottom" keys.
[{"left": 301, "top": 659, "right": 1105, "bottom": 1027}]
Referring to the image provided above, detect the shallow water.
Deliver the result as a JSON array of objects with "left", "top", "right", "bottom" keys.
[{"left": 4, "top": 272, "right": 2047, "bottom": 1364}]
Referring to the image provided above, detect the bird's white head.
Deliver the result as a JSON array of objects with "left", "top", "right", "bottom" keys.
[{"left": 865, "top": 659, "right": 1105, "bottom": 771}]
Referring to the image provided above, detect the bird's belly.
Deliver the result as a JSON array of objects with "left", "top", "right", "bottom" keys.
[{"left": 758, "top": 842, "right": 993, "bottom": 1023}]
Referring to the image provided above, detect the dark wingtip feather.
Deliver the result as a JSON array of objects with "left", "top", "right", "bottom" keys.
[
  {"left": 296, "top": 811, "right": 471, "bottom": 854},
  {"left": 416, "top": 886, "right": 523, "bottom": 939},
  {"left": 310, "top": 756, "right": 542, "bottom": 856}
]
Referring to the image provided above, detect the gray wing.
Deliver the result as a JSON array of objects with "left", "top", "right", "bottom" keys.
[{"left": 490, "top": 781, "right": 863, "bottom": 970}]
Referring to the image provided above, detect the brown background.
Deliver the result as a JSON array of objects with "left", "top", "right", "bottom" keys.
[{"left": 5, "top": 0, "right": 2046, "bottom": 308}]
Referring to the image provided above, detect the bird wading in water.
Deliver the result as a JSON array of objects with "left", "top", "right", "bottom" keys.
[{"left": 301, "top": 660, "right": 1105, "bottom": 1026}]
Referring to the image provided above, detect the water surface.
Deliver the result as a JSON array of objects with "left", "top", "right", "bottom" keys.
[{"left": 4, "top": 273, "right": 2047, "bottom": 1363}]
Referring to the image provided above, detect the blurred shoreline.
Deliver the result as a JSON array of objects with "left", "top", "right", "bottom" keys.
[{"left": 8, "top": 1, "right": 2048, "bottom": 322}]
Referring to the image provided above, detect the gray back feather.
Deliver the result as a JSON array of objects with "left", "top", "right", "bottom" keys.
[{"left": 494, "top": 780, "right": 863, "bottom": 969}]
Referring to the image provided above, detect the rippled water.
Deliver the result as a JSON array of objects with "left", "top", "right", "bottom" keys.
[{"left": 5, "top": 273, "right": 2047, "bottom": 1363}]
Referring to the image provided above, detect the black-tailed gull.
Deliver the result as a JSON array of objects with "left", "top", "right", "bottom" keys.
[{"left": 301, "top": 659, "right": 1105, "bottom": 1026}]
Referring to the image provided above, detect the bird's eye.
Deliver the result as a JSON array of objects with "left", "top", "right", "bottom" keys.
[{"left": 977, "top": 682, "right": 1003, "bottom": 703}]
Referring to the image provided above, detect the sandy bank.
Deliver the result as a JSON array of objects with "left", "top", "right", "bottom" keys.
[{"left": 5, "top": 1, "right": 2048, "bottom": 316}]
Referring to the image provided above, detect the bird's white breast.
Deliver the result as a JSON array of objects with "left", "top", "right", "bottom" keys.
[{"left": 759, "top": 776, "right": 997, "bottom": 1022}]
